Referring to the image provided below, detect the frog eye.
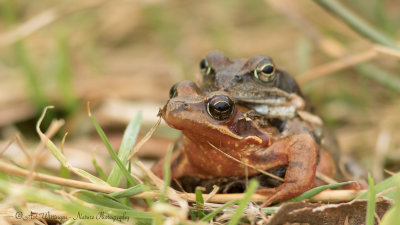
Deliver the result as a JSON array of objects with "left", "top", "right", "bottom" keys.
[
  {"left": 200, "top": 58, "right": 212, "bottom": 76},
  {"left": 206, "top": 95, "right": 234, "bottom": 120},
  {"left": 169, "top": 83, "right": 178, "bottom": 99},
  {"left": 254, "top": 63, "right": 276, "bottom": 82}
]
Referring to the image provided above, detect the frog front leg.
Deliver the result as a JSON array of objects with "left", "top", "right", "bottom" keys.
[{"left": 254, "top": 133, "right": 318, "bottom": 206}]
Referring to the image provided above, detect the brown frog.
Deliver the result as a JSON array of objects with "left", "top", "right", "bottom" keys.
[
  {"left": 199, "top": 51, "right": 310, "bottom": 119},
  {"left": 152, "top": 80, "right": 335, "bottom": 206}
]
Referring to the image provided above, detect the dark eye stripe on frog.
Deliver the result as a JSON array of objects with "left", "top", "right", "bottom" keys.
[{"left": 206, "top": 95, "right": 234, "bottom": 120}]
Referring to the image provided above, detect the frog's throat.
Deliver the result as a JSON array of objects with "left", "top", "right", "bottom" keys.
[
  {"left": 183, "top": 126, "right": 264, "bottom": 146},
  {"left": 215, "top": 126, "right": 264, "bottom": 144}
]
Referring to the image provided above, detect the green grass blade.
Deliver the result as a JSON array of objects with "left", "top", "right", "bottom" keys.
[
  {"left": 37, "top": 119, "right": 107, "bottom": 185},
  {"left": 60, "top": 135, "right": 70, "bottom": 179},
  {"left": 189, "top": 210, "right": 197, "bottom": 221},
  {"left": 373, "top": 0, "right": 396, "bottom": 35},
  {"left": 0, "top": 180, "right": 105, "bottom": 225},
  {"left": 92, "top": 156, "right": 107, "bottom": 181},
  {"left": 228, "top": 179, "right": 258, "bottom": 225},
  {"left": 60, "top": 164, "right": 71, "bottom": 179},
  {"left": 356, "top": 172, "right": 400, "bottom": 200},
  {"left": 43, "top": 137, "right": 69, "bottom": 166},
  {"left": 312, "top": 0, "right": 399, "bottom": 49},
  {"left": 379, "top": 180, "right": 400, "bottom": 225},
  {"left": 15, "top": 42, "right": 48, "bottom": 109},
  {"left": 88, "top": 109, "right": 138, "bottom": 186},
  {"left": 75, "top": 190, "right": 132, "bottom": 210},
  {"left": 195, "top": 187, "right": 206, "bottom": 219},
  {"left": 201, "top": 199, "right": 239, "bottom": 222},
  {"left": 159, "top": 147, "right": 173, "bottom": 203},
  {"left": 288, "top": 181, "right": 355, "bottom": 202},
  {"left": 109, "top": 184, "right": 151, "bottom": 198},
  {"left": 74, "top": 168, "right": 108, "bottom": 185},
  {"left": 0, "top": 0, "right": 17, "bottom": 25},
  {"left": 366, "top": 175, "right": 376, "bottom": 225},
  {"left": 127, "top": 161, "right": 133, "bottom": 187},
  {"left": 195, "top": 187, "right": 205, "bottom": 205},
  {"left": 261, "top": 207, "right": 280, "bottom": 214},
  {"left": 56, "top": 35, "right": 78, "bottom": 113},
  {"left": 107, "top": 112, "right": 142, "bottom": 187},
  {"left": 357, "top": 64, "right": 400, "bottom": 92},
  {"left": 73, "top": 190, "right": 153, "bottom": 224}
]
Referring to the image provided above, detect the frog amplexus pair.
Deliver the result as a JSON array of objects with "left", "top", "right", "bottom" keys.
[{"left": 152, "top": 52, "right": 360, "bottom": 206}]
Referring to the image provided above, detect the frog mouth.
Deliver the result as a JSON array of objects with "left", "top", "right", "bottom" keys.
[
  {"left": 234, "top": 96, "right": 288, "bottom": 105},
  {"left": 232, "top": 87, "right": 298, "bottom": 105}
]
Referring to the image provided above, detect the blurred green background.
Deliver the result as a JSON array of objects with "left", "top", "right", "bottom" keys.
[{"left": 0, "top": 0, "right": 399, "bottom": 180}]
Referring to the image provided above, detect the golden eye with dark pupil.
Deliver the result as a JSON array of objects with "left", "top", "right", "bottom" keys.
[
  {"left": 200, "top": 58, "right": 212, "bottom": 76},
  {"left": 206, "top": 95, "right": 234, "bottom": 120},
  {"left": 254, "top": 63, "right": 276, "bottom": 82},
  {"left": 169, "top": 83, "right": 178, "bottom": 99}
]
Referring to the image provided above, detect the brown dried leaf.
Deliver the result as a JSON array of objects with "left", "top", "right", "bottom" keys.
[{"left": 267, "top": 200, "right": 391, "bottom": 225}]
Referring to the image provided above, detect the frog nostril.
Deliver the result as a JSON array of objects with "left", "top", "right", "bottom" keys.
[
  {"left": 183, "top": 103, "right": 193, "bottom": 112},
  {"left": 234, "top": 75, "right": 243, "bottom": 82}
]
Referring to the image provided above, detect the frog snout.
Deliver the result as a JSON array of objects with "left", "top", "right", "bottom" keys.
[
  {"left": 163, "top": 100, "right": 192, "bottom": 119},
  {"left": 161, "top": 100, "right": 194, "bottom": 130},
  {"left": 168, "top": 99, "right": 191, "bottom": 111}
]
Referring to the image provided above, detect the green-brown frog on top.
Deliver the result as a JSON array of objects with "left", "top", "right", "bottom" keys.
[
  {"left": 197, "top": 51, "right": 366, "bottom": 183},
  {"left": 199, "top": 51, "right": 310, "bottom": 119},
  {"left": 152, "top": 80, "right": 336, "bottom": 206}
]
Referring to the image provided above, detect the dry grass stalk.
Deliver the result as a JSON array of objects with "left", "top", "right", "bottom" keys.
[
  {"left": 297, "top": 49, "right": 377, "bottom": 83},
  {"left": 128, "top": 116, "right": 162, "bottom": 160},
  {"left": 384, "top": 169, "right": 395, "bottom": 176},
  {"left": 316, "top": 171, "right": 338, "bottom": 184},
  {"left": 298, "top": 44, "right": 400, "bottom": 83},
  {"left": 374, "top": 45, "right": 400, "bottom": 59},
  {"left": 26, "top": 106, "right": 65, "bottom": 185},
  {"left": 0, "top": 160, "right": 364, "bottom": 204},
  {"left": 204, "top": 185, "right": 220, "bottom": 203},
  {"left": 207, "top": 142, "right": 284, "bottom": 182},
  {"left": 0, "top": 133, "right": 30, "bottom": 161},
  {"left": 135, "top": 160, "right": 188, "bottom": 217}
]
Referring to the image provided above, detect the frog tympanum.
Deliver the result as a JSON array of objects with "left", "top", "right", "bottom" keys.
[
  {"left": 152, "top": 80, "right": 335, "bottom": 206},
  {"left": 199, "top": 51, "right": 310, "bottom": 119}
]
